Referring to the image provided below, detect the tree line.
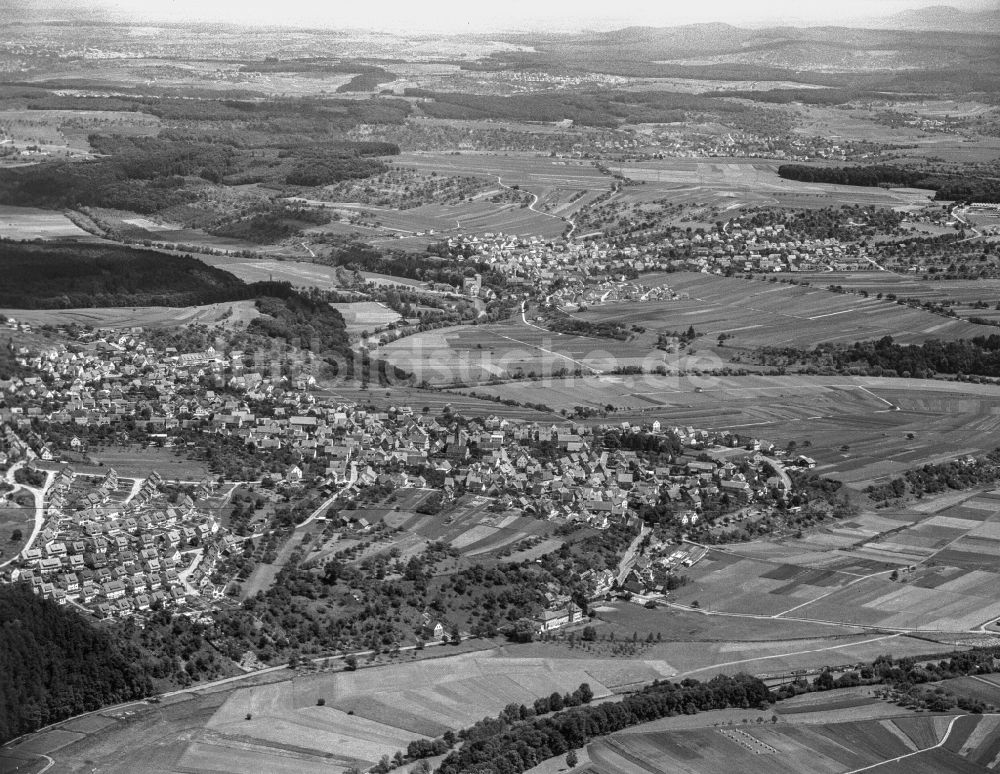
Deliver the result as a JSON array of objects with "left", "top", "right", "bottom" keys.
[{"left": 777, "top": 164, "right": 1000, "bottom": 203}]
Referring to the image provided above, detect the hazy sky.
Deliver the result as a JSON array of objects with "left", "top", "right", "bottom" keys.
[{"left": 21, "top": 0, "right": 1000, "bottom": 32}]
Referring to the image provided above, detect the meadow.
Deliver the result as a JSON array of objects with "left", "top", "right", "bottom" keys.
[
  {"left": 330, "top": 301, "right": 401, "bottom": 335},
  {"left": 1, "top": 300, "right": 260, "bottom": 330}
]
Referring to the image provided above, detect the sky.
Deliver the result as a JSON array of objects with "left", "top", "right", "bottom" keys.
[{"left": 16, "top": 0, "right": 1000, "bottom": 32}]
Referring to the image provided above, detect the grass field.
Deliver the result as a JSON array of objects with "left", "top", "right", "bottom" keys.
[
  {"left": 0, "top": 205, "right": 98, "bottom": 240},
  {"left": 330, "top": 300, "right": 401, "bottom": 335},
  {"left": 1, "top": 300, "right": 260, "bottom": 330},
  {"left": 81, "top": 446, "right": 211, "bottom": 481},
  {"left": 0, "top": 494, "right": 36, "bottom": 563}
]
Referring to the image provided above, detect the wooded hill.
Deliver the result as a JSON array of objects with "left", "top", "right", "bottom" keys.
[
  {"left": 0, "top": 584, "right": 152, "bottom": 744},
  {"left": 0, "top": 241, "right": 250, "bottom": 308}
]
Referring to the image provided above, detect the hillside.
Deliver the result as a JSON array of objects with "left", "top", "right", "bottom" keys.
[
  {"left": 0, "top": 241, "right": 251, "bottom": 308},
  {"left": 0, "top": 584, "right": 152, "bottom": 743}
]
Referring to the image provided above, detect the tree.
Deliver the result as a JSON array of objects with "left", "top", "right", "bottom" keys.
[
  {"left": 566, "top": 750, "right": 578, "bottom": 768},
  {"left": 344, "top": 654, "right": 358, "bottom": 671},
  {"left": 9, "top": 529, "right": 22, "bottom": 543}
]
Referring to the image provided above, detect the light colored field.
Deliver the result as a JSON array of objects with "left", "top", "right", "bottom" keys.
[
  {"left": 179, "top": 740, "right": 351, "bottom": 774},
  {"left": 200, "top": 650, "right": 673, "bottom": 772},
  {"left": 200, "top": 257, "right": 347, "bottom": 291},
  {"left": 380, "top": 319, "right": 659, "bottom": 383},
  {"left": 1, "top": 300, "right": 260, "bottom": 330},
  {"left": 0, "top": 205, "right": 95, "bottom": 240},
  {"left": 330, "top": 301, "right": 401, "bottom": 334}
]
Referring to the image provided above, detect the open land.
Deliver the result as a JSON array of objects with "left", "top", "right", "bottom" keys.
[
  {"left": 652, "top": 485, "right": 1000, "bottom": 632},
  {"left": 576, "top": 272, "right": 996, "bottom": 348},
  {"left": 0, "top": 300, "right": 260, "bottom": 330},
  {"left": 447, "top": 375, "right": 1000, "bottom": 485},
  {"left": 0, "top": 205, "right": 97, "bottom": 240},
  {"left": 584, "top": 711, "right": 997, "bottom": 774}
]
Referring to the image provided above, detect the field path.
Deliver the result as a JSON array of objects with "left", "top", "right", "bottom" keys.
[
  {"left": 497, "top": 176, "right": 575, "bottom": 237},
  {"left": 673, "top": 633, "right": 903, "bottom": 678},
  {"left": 839, "top": 714, "right": 993, "bottom": 773}
]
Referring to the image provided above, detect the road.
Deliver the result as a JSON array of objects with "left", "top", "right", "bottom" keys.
[
  {"left": 298, "top": 464, "right": 357, "bottom": 527},
  {"left": 497, "top": 176, "right": 576, "bottom": 238},
  {"left": 840, "top": 714, "right": 997, "bottom": 774},
  {"left": 615, "top": 524, "right": 651, "bottom": 585},
  {"left": 952, "top": 205, "right": 982, "bottom": 242}
]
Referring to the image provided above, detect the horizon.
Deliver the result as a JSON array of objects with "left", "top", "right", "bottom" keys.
[{"left": 6, "top": 0, "right": 999, "bottom": 33}]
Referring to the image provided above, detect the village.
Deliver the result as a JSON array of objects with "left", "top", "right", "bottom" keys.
[
  {"left": 0, "top": 324, "right": 809, "bottom": 627},
  {"left": 439, "top": 218, "right": 881, "bottom": 289}
]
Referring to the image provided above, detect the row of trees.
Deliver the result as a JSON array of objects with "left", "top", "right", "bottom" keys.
[
  {"left": 434, "top": 673, "right": 770, "bottom": 774},
  {"left": 865, "top": 448, "right": 1000, "bottom": 503}
]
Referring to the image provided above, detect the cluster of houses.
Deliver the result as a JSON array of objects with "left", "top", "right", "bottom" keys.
[
  {"left": 436, "top": 213, "right": 880, "bottom": 288},
  {"left": 621, "top": 539, "right": 709, "bottom": 596},
  {"left": 7, "top": 463, "right": 237, "bottom": 618},
  {"left": 1, "top": 329, "right": 803, "bottom": 627},
  {"left": 547, "top": 279, "right": 681, "bottom": 309}
]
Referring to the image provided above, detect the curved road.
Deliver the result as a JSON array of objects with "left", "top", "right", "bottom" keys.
[
  {"left": 0, "top": 462, "right": 54, "bottom": 569},
  {"left": 497, "top": 176, "right": 576, "bottom": 238}
]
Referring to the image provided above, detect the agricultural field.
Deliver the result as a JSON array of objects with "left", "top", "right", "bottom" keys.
[
  {"left": 576, "top": 272, "right": 995, "bottom": 349},
  {"left": 618, "top": 156, "right": 936, "bottom": 211},
  {"left": 111, "top": 650, "right": 671, "bottom": 774},
  {"left": 449, "top": 374, "right": 1000, "bottom": 484},
  {"left": 314, "top": 383, "right": 564, "bottom": 422},
  {"left": 330, "top": 301, "right": 401, "bottom": 335},
  {"left": 0, "top": 205, "right": 97, "bottom": 240},
  {"left": 1, "top": 300, "right": 260, "bottom": 331},
  {"left": 379, "top": 318, "right": 660, "bottom": 384},
  {"left": 379, "top": 493, "right": 557, "bottom": 557},
  {"left": 201, "top": 256, "right": 348, "bottom": 290},
  {"left": 796, "top": 272, "right": 1000, "bottom": 324},
  {"left": 0, "top": 108, "right": 160, "bottom": 159},
  {"left": 584, "top": 712, "right": 990, "bottom": 774},
  {"left": 662, "top": 486, "right": 1000, "bottom": 632}
]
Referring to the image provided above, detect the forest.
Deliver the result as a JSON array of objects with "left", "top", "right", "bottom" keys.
[
  {"left": 0, "top": 241, "right": 250, "bottom": 308},
  {"left": 777, "top": 164, "right": 1000, "bottom": 203},
  {"left": 0, "top": 134, "right": 399, "bottom": 214},
  {"left": 404, "top": 89, "right": 746, "bottom": 127},
  {"left": 0, "top": 584, "right": 152, "bottom": 744}
]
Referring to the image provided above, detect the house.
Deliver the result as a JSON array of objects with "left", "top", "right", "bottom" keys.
[{"left": 531, "top": 602, "right": 583, "bottom": 633}]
